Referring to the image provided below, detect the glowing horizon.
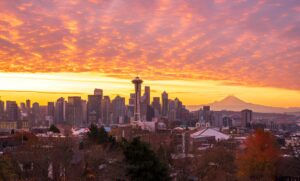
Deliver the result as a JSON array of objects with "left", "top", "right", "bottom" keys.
[
  {"left": 0, "top": 0, "right": 299, "bottom": 107},
  {"left": 0, "top": 72, "right": 299, "bottom": 108}
]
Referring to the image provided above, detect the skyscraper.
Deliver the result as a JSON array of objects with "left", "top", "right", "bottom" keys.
[
  {"left": 87, "top": 94, "right": 102, "bottom": 125},
  {"left": 32, "top": 102, "right": 40, "bottom": 125},
  {"left": 67, "top": 96, "right": 83, "bottom": 126},
  {"left": 241, "top": 109, "right": 252, "bottom": 127},
  {"left": 26, "top": 99, "right": 31, "bottom": 113},
  {"left": 112, "top": 95, "right": 125, "bottom": 124},
  {"left": 0, "top": 100, "right": 5, "bottom": 120},
  {"left": 132, "top": 77, "right": 143, "bottom": 122},
  {"left": 94, "top": 88, "right": 103, "bottom": 96},
  {"left": 174, "top": 98, "right": 183, "bottom": 120},
  {"left": 55, "top": 97, "right": 65, "bottom": 124},
  {"left": 144, "top": 86, "right": 150, "bottom": 105},
  {"left": 102, "top": 96, "right": 111, "bottom": 125},
  {"left": 20, "top": 102, "right": 26, "bottom": 113},
  {"left": 47, "top": 102, "right": 55, "bottom": 118},
  {"left": 168, "top": 100, "right": 176, "bottom": 121},
  {"left": 152, "top": 97, "right": 161, "bottom": 117},
  {"left": 6, "top": 101, "right": 18, "bottom": 121},
  {"left": 146, "top": 105, "right": 155, "bottom": 122},
  {"left": 81, "top": 100, "right": 87, "bottom": 125},
  {"left": 162, "top": 91, "right": 168, "bottom": 117}
]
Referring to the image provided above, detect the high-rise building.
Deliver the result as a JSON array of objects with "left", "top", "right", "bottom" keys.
[
  {"left": 132, "top": 77, "right": 143, "bottom": 122},
  {"left": 102, "top": 96, "right": 111, "bottom": 125},
  {"left": 168, "top": 100, "right": 176, "bottom": 121},
  {"left": 162, "top": 91, "right": 168, "bottom": 117},
  {"left": 129, "top": 93, "right": 135, "bottom": 106},
  {"left": 112, "top": 96, "right": 125, "bottom": 124},
  {"left": 55, "top": 97, "right": 65, "bottom": 124},
  {"left": 144, "top": 86, "right": 150, "bottom": 106},
  {"left": 174, "top": 98, "right": 183, "bottom": 120},
  {"left": 0, "top": 100, "right": 5, "bottom": 120},
  {"left": 47, "top": 102, "right": 55, "bottom": 118},
  {"left": 241, "top": 109, "right": 252, "bottom": 127},
  {"left": 152, "top": 97, "right": 161, "bottom": 117},
  {"left": 87, "top": 94, "right": 102, "bottom": 125},
  {"left": 32, "top": 102, "right": 40, "bottom": 124},
  {"left": 20, "top": 102, "right": 26, "bottom": 113},
  {"left": 6, "top": 101, "right": 18, "bottom": 121},
  {"left": 81, "top": 100, "right": 87, "bottom": 125},
  {"left": 146, "top": 105, "right": 155, "bottom": 121},
  {"left": 94, "top": 88, "right": 103, "bottom": 96},
  {"left": 67, "top": 96, "right": 83, "bottom": 126},
  {"left": 26, "top": 99, "right": 31, "bottom": 113},
  {"left": 199, "top": 106, "right": 211, "bottom": 124}
]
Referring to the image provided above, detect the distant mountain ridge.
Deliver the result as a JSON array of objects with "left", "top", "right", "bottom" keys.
[{"left": 187, "top": 96, "right": 300, "bottom": 113}]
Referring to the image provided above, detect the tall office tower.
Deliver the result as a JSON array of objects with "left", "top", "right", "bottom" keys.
[
  {"left": 67, "top": 96, "right": 83, "bottom": 126},
  {"left": 241, "top": 109, "right": 253, "bottom": 128},
  {"left": 111, "top": 96, "right": 125, "bottom": 124},
  {"left": 129, "top": 93, "right": 135, "bottom": 106},
  {"left": 152, "top": 97, "right": 161, "bottom": 117},
  {"left": 87, "top": 94, "right": 102, "bottom": 125},
  {"left": 140, "top": 97, "right": 147, "bottom": 121},
  {"left": 102, "top": 96, "right": 111, "bottom": 125},
  {"left": 144, "top": 86, "right": 150, "bottom": 105},
  {"left": 20, "top": 103, "right": 26, "bottom": 113},
  {"left": 146, "top": 105, "right": 155, "bottom": 121},
  {"left": 132, "top": 77, "right": 143, "bottom": 122},
  {"left": 32, "top": 102, "right": 40, "bottom": 124},
  {"left": 94, "top": 88, "right": 103, "bottom": 96},
  {"left": 201, "top": 106, "right": 211, "bottom": 123},
  {"left": 128, "top": 93, "right": 135, "bottom": 120},
  {"left": 55, "top": 97, "right": 65, "bottom": 124},
  {"left": 81, "top": 100, "right": 87, "bottom": 125},
  {"left": 6, "top": 101, "right": 18, "bottom": 121},
  {"left": 0, "top": 100, "right": 4, "bottom": 120},
  {"left": 168, "top": 100, "right": 176, "bottom": 121},
  {"left": 174, "top": 98, "right": 183, "bottom": 121},
  {"left": 47, "top": 102, "right": 55, "bottom": 118},
  {"left": 161, "top": 91, "right": 168, "bottom": 117},
  {"left": 26, "top": 99, "right": 31, "bottom": 113}
]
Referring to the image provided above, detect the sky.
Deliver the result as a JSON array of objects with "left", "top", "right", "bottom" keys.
[{"left": 0, "top": 0, "right": 299, "bottom": 107}]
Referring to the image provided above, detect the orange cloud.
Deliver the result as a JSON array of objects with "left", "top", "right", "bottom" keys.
[{"left": 0, "top": 0, "right": 299, "bottom": 91}]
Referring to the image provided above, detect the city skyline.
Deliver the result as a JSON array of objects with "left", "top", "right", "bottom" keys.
[{"left": 0, "top": 0, "right": 300, "bottom": 107}]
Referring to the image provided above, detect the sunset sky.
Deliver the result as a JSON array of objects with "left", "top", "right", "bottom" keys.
[{"left": 0, "top": 0, "right": 299, "bottom": 107}]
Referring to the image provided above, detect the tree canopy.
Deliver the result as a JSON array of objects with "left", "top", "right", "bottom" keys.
[
  {"left": 236, "top": 129, "right": 280, "bottom": 181},
  {"left": 122, "top": 137, "right": 171, "bottom": 181},
  {"left": 87, "top": 124, "right": 109, "bottom": 144},
  {"left": 49, "top": 124, "right": 60, "bottom": 133}
]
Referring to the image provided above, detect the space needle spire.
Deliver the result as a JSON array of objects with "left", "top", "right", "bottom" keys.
[{"left": 132, "top": 76, "right": 143, "bottom": 122}]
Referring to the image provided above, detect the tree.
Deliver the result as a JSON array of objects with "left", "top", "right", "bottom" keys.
[
  {"left": 0, "top": 156, "right": 16, "bottom": 181},
  {"left": 195, "top": 143, "right": 236, "bottom": 181},
  {"left": 122, "top": 137, "right": 171, "bottom": 181},
  {"left": 98, "top": 126, "right": 109, "bottom": 144},
  {"left": 236, "top": 129, "right": 280, "bottom": 181},
  {"left": 87, "top": 124, "right": 109, "bottom": 144},
  {"left": 49, "top": 124, "right": 60, "bottom": 133}
]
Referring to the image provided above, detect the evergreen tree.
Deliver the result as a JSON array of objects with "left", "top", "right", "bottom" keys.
[
  {"left": 122, "top": 137, "right": 171, "bottom": 181},
  {"left": 49, "top": 124, "right": 60, "bottom": 133}
]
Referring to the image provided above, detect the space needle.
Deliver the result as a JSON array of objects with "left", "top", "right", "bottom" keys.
[{"left": 132, "top": 76, "right": 143, "bottom": 122}]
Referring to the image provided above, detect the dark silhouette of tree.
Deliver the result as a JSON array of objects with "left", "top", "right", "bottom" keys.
[
  {"left": 87, "top": 124, "right": 99, "bottom": 142},
  {"left": 49, "top": 124, "right": 60, "bottom": 133},
  {"left": 0, "top": 156, "right": 16, "bottom": 181},
  {"left": 87, "top": 124, "right": 109, "bottom": 144},
  {"left": 98, "top": 126, "right": 109, "bottom": 144},
  {"left": 236, "top": 129, "right": 280, "bottom": 181},
  {"left": 195, "top": 143, "right": 236, "bottom": 181},
  {"left": 122, "top": 137, "right": 171, "bottom": 181}
]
